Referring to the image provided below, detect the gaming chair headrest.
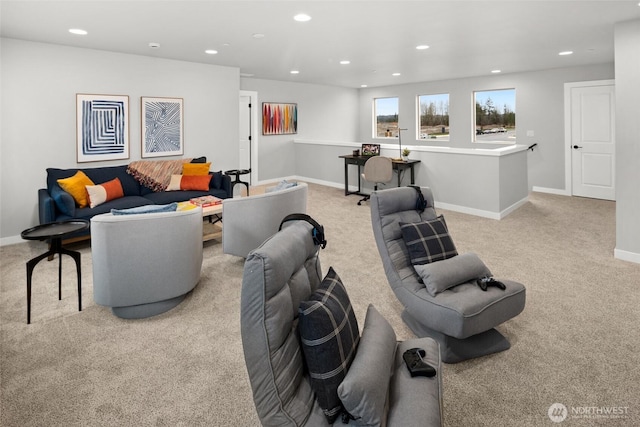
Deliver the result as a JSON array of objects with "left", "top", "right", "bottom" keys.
[
  {"left": 279, "top": 213, "right": 327, "bottom": 249},
  {"left": 409, "top": 185, "right": 427, "bottom": 214}
]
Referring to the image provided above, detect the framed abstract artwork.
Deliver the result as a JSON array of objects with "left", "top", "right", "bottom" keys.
[
  {"left": 141, "top": 96, "right": 184, "bottom": 158},
  {"left": 76, "top": 94, "right": 129, "bottom": 162},
  {"left": 262, "top": 102, "right": 297, "bottom": 135}
]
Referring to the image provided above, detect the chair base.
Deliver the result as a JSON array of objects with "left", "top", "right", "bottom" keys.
[
  {"left": 357, "top": 194, "right": 370, "bottom": 205},
  {"left": 401, "top": 310, "right": 511, "bottom": 364},
  {"left": 111, "top": 294, "right": 187, "bottom": 319}
]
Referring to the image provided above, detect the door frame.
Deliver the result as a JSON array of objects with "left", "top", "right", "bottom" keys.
[
  {"left": 563, "top": 79, "right": 615, "bottom": 197},
  {"left": 240, "top": 90, "right": 259, "bottom": 185}
]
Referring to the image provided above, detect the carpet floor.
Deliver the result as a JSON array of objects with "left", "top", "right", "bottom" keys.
[{"left": 1, "top": 183, "right": 639, "bottom": 426}]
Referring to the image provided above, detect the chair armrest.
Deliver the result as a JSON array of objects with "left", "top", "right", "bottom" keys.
[{"left": 38, "top": 188, "right": 56, "bottom": 224}]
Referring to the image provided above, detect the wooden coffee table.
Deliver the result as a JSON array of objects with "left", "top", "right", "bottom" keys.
[
  {"left": 178, "top": 201, "right": 223, "bottom": 242},
  {"left": 201, "top": 203, "right": 223, "bottom": 242}
]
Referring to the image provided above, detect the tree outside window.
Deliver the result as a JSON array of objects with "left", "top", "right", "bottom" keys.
[
  {"left": 418, "top": 93, "right": 449, "bottom": 141},
  {"left": 474, "top": 89, "right": 516, "bottom": 142},
  {"left": 374, "top": 97, "right": 398, "bottom": 138}
]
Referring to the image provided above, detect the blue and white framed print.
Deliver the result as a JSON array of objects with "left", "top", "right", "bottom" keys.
[
  {"left": 141, "top": 96, "right": 184, "bottom": 158},
  {"left": 76, "top": 94, "right": 130, "bottom": 163}
]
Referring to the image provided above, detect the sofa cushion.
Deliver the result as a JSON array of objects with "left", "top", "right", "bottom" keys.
[
  {"left": 338, "top": 304, "right": 396, "bottom": 426},
  {"left": 86, "top": 177, "right": 125, "bottom": 208},
  {"left": 190, "top": 156, "right": 207, "bottom": 163},
  {"left": 414, "top": 252, "right": 492, "bottom": 296},
  {"left": 299, "top": 267, "right": 360, "bottom": 424},
  {"left": 57, "top": 171, "right": 95, "bottom": 208},
  {"left": 50, "top": 185, "right": 75, "bottom": 216},
  {"left": 400, "top": 215, "right": 458, "bottom": 265},
  {"left": 48, "top": 166, "right": 142, "bottom": 197},
  {"left": 182, "top": 162, "right": 211, "bottom": 176},
  {"left": 211, "top": 171, "right": 223, "bottom": 190}
]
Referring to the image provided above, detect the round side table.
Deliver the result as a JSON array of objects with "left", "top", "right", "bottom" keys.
[
  {"left": 20, "top": 220, "right": 90, "bottom": 324},
  {"left": 224, "top": 169, "right": 251, "bottom": 196}
]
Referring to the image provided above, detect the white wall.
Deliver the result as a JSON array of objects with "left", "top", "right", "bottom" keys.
[
  {"left": 240, "top": 78, "right": 359, "bottom": 182},
  {"left": 0, "top": 38, "right": 240, "bottom": 243},
  {"left": 357, "top": 64, "right": 614, "bottom": 192},
  {"left": 614, "top": 19, "right": 640, "bottom": 262}
]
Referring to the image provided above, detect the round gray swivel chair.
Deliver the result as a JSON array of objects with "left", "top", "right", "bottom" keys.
[
  {"left": 370, "top": 186, "right": 526, "bottom": 363},
  {"left": 358, "top": 156, "right": 393, "bottom": 205}
]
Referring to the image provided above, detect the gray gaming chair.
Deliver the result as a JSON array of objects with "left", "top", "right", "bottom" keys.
[
  {"left": 370, "top": 186, "right": 526, "bottom": 363},
  {"left": 358, "top": 156, "right": 393, "bottom": 205},
  {"left": 240, "top": 220, "right": 443, "bottom": 426}
]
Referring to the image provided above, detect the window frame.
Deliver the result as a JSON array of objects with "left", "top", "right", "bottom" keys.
[
  {"left": 373, "top": 97, "right": 399, "bottom": 139},
  {"left": 417, "top": 93, "right": 450, "bottom": 142},
  {"left": 473, "top": 88, "right": 516, "bottom": 143}
]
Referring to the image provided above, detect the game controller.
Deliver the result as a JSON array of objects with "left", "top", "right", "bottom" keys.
[
  {"left": 476, "top": 276, "right": 506, "bottom": 291},
  {"left": 402, "top": 348, "right": 436, "bottom": 378}
]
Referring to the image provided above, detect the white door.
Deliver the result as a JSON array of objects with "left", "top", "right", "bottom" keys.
[
  {"left": 239, "top": 95, "right": 251, "bottom": 182},
  {"left": 569, "top": 83, "right": 616, "bottom": 200}
]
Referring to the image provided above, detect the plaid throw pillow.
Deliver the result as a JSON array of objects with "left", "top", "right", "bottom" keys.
[
  {"left": 400, "top": 215, "right": 458, "bottom": 264},
  {"left": 298, "top": 267, "right": 360, "bottom": 424}
]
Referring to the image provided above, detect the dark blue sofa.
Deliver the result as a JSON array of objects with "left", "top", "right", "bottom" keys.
[{"left": 39, "top": 163, "right": 232, "bottom": 239}]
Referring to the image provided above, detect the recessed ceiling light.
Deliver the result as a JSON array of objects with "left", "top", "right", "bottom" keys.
[
  {"left": 240, "top": 73, "right": 254, "bottom": 77},
  {"left": 290, "top": 70, "right": 300, "bottom": 74},
  {"left": 148, "top": 42, "right": 160, "bottom": 49},
  {"left": 340, "top": 60, "right": 350, "bottom": 65},
  {"left": 294, "top": 13, "right": 311, "bottom": 22},
  {"left": 392, "top": 72, "right": 401, "bottom": 76},
  {"left": 361, "top": 84, "right": 368, "bottom": 88},
  {"left": 559, "top": 51, "right": 573, "bottom": 56},
  {"left": 416, "top": 45, "right": 429, "bottom": 50},
  {"left": 252, "top": 33, "right": 265, "bottom": 39},
  {"left": 205, "top": 49, "right": 218, "bottom": 55},
  {"left": 491, "top": 69, "right": 501, "bottom": 74},
  {"left": 69, "top": 29, "right": 87, "bottom": 35}
]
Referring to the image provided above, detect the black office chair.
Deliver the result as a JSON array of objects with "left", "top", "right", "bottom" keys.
[{"left": 358, "top": 156, "right": 393, "bottom": 205}]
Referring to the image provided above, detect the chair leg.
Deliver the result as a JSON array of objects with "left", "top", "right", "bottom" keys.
[{"left": 357, "top": 184, "right": 378, "bottom": 206}]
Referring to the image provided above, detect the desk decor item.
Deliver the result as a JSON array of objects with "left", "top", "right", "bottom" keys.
[
  {"left": 76, "top": 94, "right": 129, "bottom": 163},
  {"left": 262, "top": 102, "right": 297, "bottom": 135},
  {"left": 141, "top": 97, "right": 184, "bottom": 158}
]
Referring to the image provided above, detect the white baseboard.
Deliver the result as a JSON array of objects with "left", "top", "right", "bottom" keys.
[
  {"left": 435, "top": 196, "right": 528, "bottom": 220},
  {"left": 0, "top": 235, "right": 26, "bottom": 247},
  {"left": 532, "top": 186, "right": 570, "bottom": 196},
  {"left": 614, "top": 248, "right": 640, "bottom": 265}
]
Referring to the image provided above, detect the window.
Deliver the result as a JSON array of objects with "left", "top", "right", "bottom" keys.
[
  {"left": 474, "top": 89, "right": 516, "bottom": 142},
  {"left": 374, "top": 97, "right": 398, "bottom": 138},
  {"left": 418, "top": 93, "right": 449, "bottom": 141}
]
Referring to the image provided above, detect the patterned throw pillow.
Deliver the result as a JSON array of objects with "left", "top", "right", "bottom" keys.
[
  {"left": 85, "top": 177, "right": 125, "bottom": 208},
  {"left": 400, "top": 215, "right": 458, "bottom": 265},
  {"left": 298, "top": 267, "right": 360, "bottom": 424},
  {"left": 57, "top": 170, "right": 95, "bottom": 208}
]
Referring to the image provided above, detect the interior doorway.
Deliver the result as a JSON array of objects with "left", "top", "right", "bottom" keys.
[
  {"left": 239, "top": 90, "right": 258, "bottom": 186},
  {"left": 564, "top": 80, "right": 616, "bottom": 201}
]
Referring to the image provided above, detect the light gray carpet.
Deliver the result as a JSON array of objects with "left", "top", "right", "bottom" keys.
[{"left": 1, "top": 184, "right": 639, "bottom": 426}]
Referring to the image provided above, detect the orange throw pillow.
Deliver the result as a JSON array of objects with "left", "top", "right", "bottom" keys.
[
  {"left": 57, "top": 171, "right": 95, "bottom": 208},
  {"left": 182, "top": 162, "right": 211, "bottom": 176},
  {"left": 180, "top": 174, "right": 212, "bottom": 191},
  {"left": 85, "top": 178, "right": 125, "bottom": 208}
]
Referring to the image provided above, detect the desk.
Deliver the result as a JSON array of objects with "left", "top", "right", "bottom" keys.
[
  {"left": 339, "top": 155, "right": 420, "bottom": 196},
  {"left": 20, "top": 220, "right": 90, "bottom": 324}
]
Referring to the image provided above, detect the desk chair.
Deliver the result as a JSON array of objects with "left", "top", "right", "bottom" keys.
[{"left": 358, "top": 156, "right": 393, "bottom": 205}]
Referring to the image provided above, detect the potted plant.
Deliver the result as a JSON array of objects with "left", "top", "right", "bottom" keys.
[{"left": 402, "top": 147, "right": 411, "bottom": 161}]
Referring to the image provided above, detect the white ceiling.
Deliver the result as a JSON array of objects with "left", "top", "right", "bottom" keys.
[{"left": 2, "top": 1, "right": 639, "bottom": 88}]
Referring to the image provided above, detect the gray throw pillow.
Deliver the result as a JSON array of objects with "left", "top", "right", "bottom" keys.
[
  {"left": 414, "top": 252, "right": 492, "bottom": 296},
  {"left": 400, "top": 215, "right": 458, "bottom": 264},
  {"left": 299, "top": 267, "right": 360, "bottom": 424},
  {"left": 338, "top": 304, "right": 397, "bottom": 426},
  {"left": 111, "top": 202, "right": 178, "bottom": 215}
]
